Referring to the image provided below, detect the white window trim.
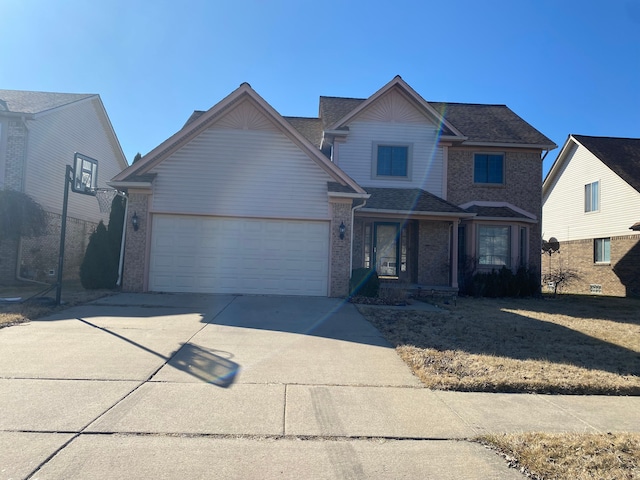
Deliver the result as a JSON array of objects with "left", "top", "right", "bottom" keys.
[
  {"left": 476, "top": 224, "right": 511, "bottom": 268},
  {"left": 584, "top": 180, "right": 600, "bottom": 213},
  {"left": 371, "top": 142, "right": 413, "bottom": 181},
  {"left": 594, "top": 237, "right": 610, "bottom": 264},
  {"left": 473, "top": 152, "right": 505, "bottom": 186}
]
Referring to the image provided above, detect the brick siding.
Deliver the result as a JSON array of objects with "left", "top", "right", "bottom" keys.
[
  {"left": 417, "top": 220, "right": 450, "bottom": 285},
  {"left": 4, "top": 121, "right": 28, "bottom": 190},
  {"left": 329, "top": 199, "right": 352, "bottom": 297},
  {"left": 122, "top": 193, "right": 149, "bottom": 292},
  {"left": 0, "top": 238, "right": 19, "bottom": 285},
  {"left": 448, "top": 148, "right": 542, "bottom": 274},
  {"left": 1, "top": 212, "right": 96, "bottom": 284},
  {"left": 541, "top": 234, "right": 640, "bottom": 297}
]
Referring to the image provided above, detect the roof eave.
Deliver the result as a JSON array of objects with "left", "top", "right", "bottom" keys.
[
  {"left": 328, "top": 192, "right": 370, "bottom": 199},
  {"left": 327, "top": 76, "right": 465, "bottom": 138},
  {"left": 359, "top": 208, "right": 475, "bottom": 218},
  {"left": 459, "top": 141, "right": 558, "bottom": 150},
  {"left": 469, "top": 216, "right": 538, "bottom": 224},
  {"left": 108, "top": 181, "right": 153, "bottom": 190}
]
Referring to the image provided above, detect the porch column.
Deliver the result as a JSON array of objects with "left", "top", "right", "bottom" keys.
[
  {"left": 451, "top": 220, "right": 459, "bottom": 289},
  {"left": 122, "top": 191, "right": 151, "bottom": 292},
  {"left": 329, "top": 198, "right": 353, "bottom": 297}
]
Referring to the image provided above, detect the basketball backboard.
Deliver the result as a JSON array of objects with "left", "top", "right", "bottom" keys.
[{"left": 72, "top": 153, "right": 98, "bottom": 195}]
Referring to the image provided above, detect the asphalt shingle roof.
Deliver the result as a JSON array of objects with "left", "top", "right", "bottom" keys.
[
  {"left": 327, "top": 182, "right": 359, "bottom": 194},
  {"left": 362, "top": 187, "right": 467, "bottom": 214},
  {"left": 430, "top": 102, "right": 554, "bottom": 146},
  {"left": 319, "top": 96, "right": 366, "bottom": 129},
  {"left": 0, "top": 89, "right": 94, "bottom": 115},
  {"left": 318, "top": 96, "right": 554, "bottom": 147},
  {"left": 284, "top": 117, "right": 323, "bottom": 148},
  {"left": 573, "top": 135, "right": 640, "bottom": 194},
  {"left": 463, "top": 205, "right": 530, "bottom": 219}
]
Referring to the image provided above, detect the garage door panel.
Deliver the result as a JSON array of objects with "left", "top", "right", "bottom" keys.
[{"left": 149, "top": 215, "right": 329, "bottom": 295}]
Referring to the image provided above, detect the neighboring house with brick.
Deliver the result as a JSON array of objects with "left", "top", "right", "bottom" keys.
[
  {"left": 111, "top": 76, "right": 555, "bottom": 297},
  {"left": 542, "top": 135, "right": 640, "bottom": 297},
  {"left": 0, "top": 89, "right": 127, "bottom": 284}
]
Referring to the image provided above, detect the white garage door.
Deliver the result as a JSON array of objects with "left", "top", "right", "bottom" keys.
[{"left": 149, "top": 215, "right": 330, "bottom": 296}]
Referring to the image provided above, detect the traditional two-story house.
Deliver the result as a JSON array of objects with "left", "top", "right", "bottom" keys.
[
  {"left": 542, "top": 135, "right": 640, "bottom": 297},
  {"left": 0, "top": 89, "right": 127, "bottom": 284},
  {"left": 111, "top": 77, "right": 555, "bottom": 297}
]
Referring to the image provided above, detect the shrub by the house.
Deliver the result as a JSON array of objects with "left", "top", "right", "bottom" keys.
[{"left": 349, "top": 268, "right": 380, "bottom": 297}]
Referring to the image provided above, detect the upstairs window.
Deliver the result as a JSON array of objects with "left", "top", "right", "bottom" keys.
[
  {"left": 594, "top": 238, "right": 610, "bottom": 263},
  {"left": 376, "top": 145, "right": 408, "bottom": 177},
  {"left": 474, "top": 153, "right": 504, "bottom": 184},
  {"left": 585, "top": 181, "right": 599, "bottom": 212}
]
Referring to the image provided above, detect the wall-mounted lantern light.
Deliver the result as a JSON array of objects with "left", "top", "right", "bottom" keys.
[
  {"left": 339, "top": 221, "right": 346, "bottom": 240},
  {"left": 132, "top": 211, "right": 139, "bottom": 231}
]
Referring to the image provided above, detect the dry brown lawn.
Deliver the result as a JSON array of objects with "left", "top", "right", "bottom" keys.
[
  {"left": 358, "top": 295, "right": 640, "bottom": 478},
  {"left": 0, "top": 280, "right": 114, "bottom": 328},
  {"left": 478, "top": 432, "right": 640, "bottom": 480},
  {"left": 357, "top": 295, "right": 640, "bottom": 395}
]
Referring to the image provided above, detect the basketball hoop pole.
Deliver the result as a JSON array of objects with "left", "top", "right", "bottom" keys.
[{"left": 55, "top": 165, "right": 73, "bottom": 305}]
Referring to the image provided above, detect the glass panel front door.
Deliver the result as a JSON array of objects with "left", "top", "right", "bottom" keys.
[{"left": 374, "top": 223, "right": 399, "bottom": 277}]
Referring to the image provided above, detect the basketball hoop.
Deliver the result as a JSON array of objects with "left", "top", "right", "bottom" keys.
[{"left": 94, "top": 188, "right": 125, "bottom": 213}]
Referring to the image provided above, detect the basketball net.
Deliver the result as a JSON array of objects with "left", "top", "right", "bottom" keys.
[{"left": 94, "top": 188, "right": 123, "bottom": 213}]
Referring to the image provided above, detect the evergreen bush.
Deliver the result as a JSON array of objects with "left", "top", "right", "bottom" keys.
[
  {"left": 80, "top": 222, "right": 118, "bottom": 289},
  {"left": 79, "top": 195, "right": 126, "bottom": 290},
  {"left": 349, "top": 268, "right": 380, "bottom": 297}
]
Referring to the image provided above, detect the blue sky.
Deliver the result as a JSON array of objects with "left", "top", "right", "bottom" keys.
[{"left": 2, "top": 0, "right": 639, "bottom": 177}]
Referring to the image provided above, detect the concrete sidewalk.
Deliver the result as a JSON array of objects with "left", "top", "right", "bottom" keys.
[{"left": 1, "top": 294, "right": 638, "bottom": 479}]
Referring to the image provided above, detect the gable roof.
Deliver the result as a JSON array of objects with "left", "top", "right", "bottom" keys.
[
  {"left": 545, "top": 134, "right": 640, "bottom": 196},
  {"left": 112, "top": 83, "right": 365, "bottom": 194},
  {"left": 572, "top": 135, "right": 640, "bottom": 193},
  {"left": 0, "top": 89, "right": 95, "bottom": 116},
  {"left": 317, "top": 78, "right": 555, "bottom": 149},
  {"left": 324, "top": 76, "right": 466, "bottom": 140}
]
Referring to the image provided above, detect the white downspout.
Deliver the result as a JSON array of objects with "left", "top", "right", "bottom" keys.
[{"left": 349, "top": 199, "right": 367, "bottom": 274}]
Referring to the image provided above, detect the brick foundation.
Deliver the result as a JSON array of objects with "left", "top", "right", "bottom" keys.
[
  {"left": 541, "top": 234, "right": 640, "bottom": 297},
  {"left": 0, "top": 212, "right": 96, "bottom": 285}
]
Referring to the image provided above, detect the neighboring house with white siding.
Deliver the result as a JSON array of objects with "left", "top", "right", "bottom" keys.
[
  {"left": 112, "top": 76, "right": 555, "bottom": 297},
  {"left": 542, "top": 135, "right": 640, "bottom": 297},
  {"left": 0, "top": 90, "right": 127, "bottom": 284}
]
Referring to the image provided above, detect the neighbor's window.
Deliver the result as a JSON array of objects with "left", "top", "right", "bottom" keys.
[
  {"left": 376, "top": 145, "right": 408, "bottom": 177},
  {"left": 585, "top": 181, "right": 599, "bottom": 212},
  {"left": 474, "top": 153, "right": 504, "bottom": 184},
  {"left": 478, "top": 225, "right": 510, "bottom": 266},
  {"left": 594, "top": 238, "right": 610, "bottom": 263}
]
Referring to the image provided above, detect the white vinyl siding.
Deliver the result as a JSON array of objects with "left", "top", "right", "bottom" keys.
[
  {"left": 23, "top": 98, "right": 126, "bottom": 222},
  {"left": 149, "top": 215, "right": 329, "bottom": 296},
  {"left": 584, "top": 180, "right": 599, "bottom": 212},
  {"left": 336, "top": 122, "right": 444, "bottom": 194},
  {"left": 543, "top": 142, "right": 640, "bottom": 241},
  {"left": 150, "top": 128, "right": 333, "bottom": 219}
]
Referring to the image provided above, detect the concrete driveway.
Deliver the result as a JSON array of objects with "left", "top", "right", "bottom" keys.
[{"left": 0, "top": 294, "right": 533, "bottom": 479}]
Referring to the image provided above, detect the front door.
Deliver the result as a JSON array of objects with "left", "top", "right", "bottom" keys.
[{"left": 374, "top": 222, "right": 400, "bottom": 278}]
